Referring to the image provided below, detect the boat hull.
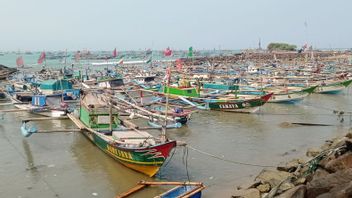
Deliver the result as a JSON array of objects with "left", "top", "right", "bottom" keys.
[
  {"left": 206, "top": 93, "right": 273, "bottom": 113},
  {"left": 82, "top": 130, "right": 176, "bottom": 177},
  {"left": 314, "top": 85, "right": 345, "bottom": 94},
  {"left": 268, "top": 93, "right": 308, "bottom": 103}
]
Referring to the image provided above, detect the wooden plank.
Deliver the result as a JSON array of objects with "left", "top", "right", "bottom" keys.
[
  {"left": 0, "top": 109, "right": 31, "bottom": 113},
  {"left": 181, "top": 186, "right": 206, "bottom": 198},
  {"left": 22, "top": 116, "right": 68, "bottom": 122},
  {"left": 37, "top": 129, "right": 81, "bottom": 133},
  {"left": 115, "top": 184, "right": 147, "bottom": 198},
  {"left": 139, "top": 181, "right": 203, "bottom": 186},
  {"left": 67, "top": 113, "right": 86, "bottom": 129}
]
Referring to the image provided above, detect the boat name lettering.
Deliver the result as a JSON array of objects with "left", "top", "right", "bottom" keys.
[
  {"left": 106, "top": 145, "right": 132, "bottom": 160},
  {"left": 219, "top": 104, "right": 238, "bottom": 109}
]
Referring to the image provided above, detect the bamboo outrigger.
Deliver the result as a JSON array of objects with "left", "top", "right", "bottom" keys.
[{"left": 115, "top": 181, "right": 205, "bottom": 198}]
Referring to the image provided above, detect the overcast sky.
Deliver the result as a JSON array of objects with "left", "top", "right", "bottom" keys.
[{"left": 0, "top": 0, "right": 350, "bottom": 51}]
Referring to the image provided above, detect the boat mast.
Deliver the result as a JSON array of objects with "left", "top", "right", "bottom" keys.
[
  {"left": 162, "top": 66, "right": 171, "bottom": 142},
  {"left": 109, "top": 94, "right": 113, "bottom": 132}
]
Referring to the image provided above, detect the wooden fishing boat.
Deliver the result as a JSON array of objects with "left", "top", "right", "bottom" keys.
[
  {"left": 159, "top": 86, "right": 272, "bottom": 113},
  {"left": 204, "top": 93, "right": 273, "bottom": 113},
  {"left": 267, "top": 86, "right": 317, "bottom": 103},
  {"left": 13, "top": 95, "right": 68, "bottom": 117},
  {"left": 70, "top": 92, "right": 177, "bottom": 177},
  {"left": 314, "top": 79, "right": 352, "bottom": 94},
  {"left": 115, "top": 181, "right": 205, "bottom": 198},
  {"left": 0, "top": 90, "right": 9, "bottom": 101},
  {"left": 146, "top": 104, "right": 193, "bottom": 125}
]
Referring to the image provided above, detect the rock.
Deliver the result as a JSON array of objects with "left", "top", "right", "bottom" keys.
[
  {"left": 257, "top": 183, "right": 271, "bottom": 193},
  {"left": 276, "top": 185, "right": 306, "bottom": 198},
  {"left": 318, "top": 154, "right": 337, "bottom": 169},
  {"left": 307, "top": 169, "right": 352, "bottom": 197},
  {"left": 313, "top": 168, "right": 330, "bottom": 179},
  {"left": 277, "top": 159, "right": 304, "bottom": 173},
  {"left": 320, "top": 140, "right": 333, "bottom": 150},
  {"left": 324, "top": 152, "right": 352, "bottom": 172},
  {"left": 316, "top": 181, "right": 352, "bottom": 198},
  {"left": 293, "top": 177, "right": 306, "bottom": 185},
  {"left": 256, "top": 169, "right": 293, "bottom": 187},
  {"left": 306, "top": 148, "right": 321, "bottom": 157},
  {"left": 237, "top": 181, "right": 261, "bottom": 190},
  {"left": 345, "top": 132, "right": 352, "bottom": 139},
  {"left": 278, "top": 181, "right": 295, "bottom": 194},
  {"left": 330, "top": 137, "right": 349, "bottom": 149},
  {"left": 261, "top": 193, "right": 268, "bottom": 198},
  {"left": 232, "top": 188, "right": 260, "bottom": 198}
]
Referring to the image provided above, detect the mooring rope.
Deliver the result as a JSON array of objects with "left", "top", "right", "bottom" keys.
[{"left": 187, "top": 145, "right": 275, "bottom": 168}]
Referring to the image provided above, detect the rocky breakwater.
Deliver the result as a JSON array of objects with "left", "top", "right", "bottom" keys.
[{"left": 233, "top": 132, "right": 352, "bottom": 198}]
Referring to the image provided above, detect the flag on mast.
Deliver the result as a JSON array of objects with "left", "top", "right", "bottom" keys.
[
  {"left": 74, "top": 51, "right": 81, "bottom": 62},
  {"left": 188, "top": 46, "right": 193, "bottom": 57},
  {"left": 176, "top": 59, "right": 183, "bottom": 71},
  {"left": 164, "top": 67, "right": 171, "bottom": 85},
  {"left": 16, "top": 56, "right": 24, "bottom": 67},
  {"left": 163, "top": 47, "right": 172, "bottom": 56},
  {"left": 112, "top": 48, "right": 117, "bottom": 58},
  {"left": 37, "top": 51, "right": 46, "bottom": 64}
]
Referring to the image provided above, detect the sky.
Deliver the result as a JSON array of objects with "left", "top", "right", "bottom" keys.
[{"left": 0, "top": 0, "right": 351, "bottom": 51}]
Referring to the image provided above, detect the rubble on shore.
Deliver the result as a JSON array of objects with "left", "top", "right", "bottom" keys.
[{"left": 233, "top": 132, "right": 352, "bottom": 198}]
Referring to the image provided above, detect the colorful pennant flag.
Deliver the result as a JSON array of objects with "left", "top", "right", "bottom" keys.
[
  {"left": 163, "top": 47, "right": 172, "bottom": 57},
  {"left": 176, "top": 59, "right": 183, "bottom": 71},
  {"left": 74, "top": 51, "right": 81, "bottom": 62},
  {"left": 188, "top": 46, "right": 193, "bottom": 57},
  {"left": 112, "top": 48, "right": 117, "bottom": 58},
  {"left": 118, "top": 59, "right": 124, "bottom": 65},
  {"left": 37, "top": 51, "right": 46, "bottom": 64},
  {"left": 164, "top": 67, "right": 171, "bottom": 85},
  {"left": 16, "top": 56, "right": 24, "bottom": 67}
]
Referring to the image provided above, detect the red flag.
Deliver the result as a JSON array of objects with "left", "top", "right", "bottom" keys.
[
  {"left": 164, "top": 67, "right": 171, "bottom": 85},
  {"left": 118, "top": 59, "right": 123, "bottom": 65},
  {"left": 163, "top": 47, "right": 172, "bottom": 56},
  {"left": 75, "top": 51, "right": 81, "bottom": 62},
  {"left": 112, "top": 48, "right": 117, "bottom": 58},
  {"left": 16, "top": 56, "right": 24, "bottom": 67},
  {"left": 37, "top": 51, "right": 46, "bottom": 64},
  {"left": 176, "top": 59, "right": 183, "bottom": 71}
]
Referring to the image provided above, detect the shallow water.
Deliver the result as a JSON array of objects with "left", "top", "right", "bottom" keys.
[{"left": 0, "top": 88, "right": 352, "bottom": 197}]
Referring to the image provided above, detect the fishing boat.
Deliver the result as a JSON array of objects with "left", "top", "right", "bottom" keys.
[
  {"left": 69, "top": 91, "right": 177, "bottom": 177},
  {"left": 266, "top": 86, "right": 317, "bottom": 103},
  {"left": 314, "top": 79, "right": 352, "bottom": 94},
  {"left": 159, "top": 86, "right": 273, "bottom": 113},
  {"left": 0, "top": 89, "right": 8, "bottom": 101},
  {"left": 115, "top": 181, "right": 205, "bottom": 198},
  {"left": 204, "top": 93, "right": 273, "bottom": 113},
  {"left": 14, "top": 95, "right": 68, "bottom": 117}
]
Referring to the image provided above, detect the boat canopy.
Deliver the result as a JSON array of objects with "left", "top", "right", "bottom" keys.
[{"left": 40, "top": 79, "right": 73, "bottom": 91}]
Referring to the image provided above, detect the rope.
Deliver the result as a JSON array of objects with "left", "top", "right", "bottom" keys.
[
  {"left": 303, "top": 102, "right": 352, "bottom": 114},
  {"left": 163, "top": 146, "right": 177, "bottom": 168},
  {"left": 182, "top": 146, "right": 191, "bottom": 181},
  {"left": 187, "top": 145, "right": 275, "bottom": 168}
]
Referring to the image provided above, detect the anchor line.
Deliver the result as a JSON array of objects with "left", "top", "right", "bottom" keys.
[{"left": 187, "top": 145, "right": 275, "bottom": 168}]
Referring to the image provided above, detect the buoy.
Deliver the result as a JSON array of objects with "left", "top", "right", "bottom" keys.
[{"left": 21, "top": 122, "right": 38, "bottom": 137}]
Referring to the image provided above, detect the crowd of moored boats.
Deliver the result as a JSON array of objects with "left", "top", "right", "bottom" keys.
[{"left": 0, "top": 52, "right": 351, "bottom": 197}]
